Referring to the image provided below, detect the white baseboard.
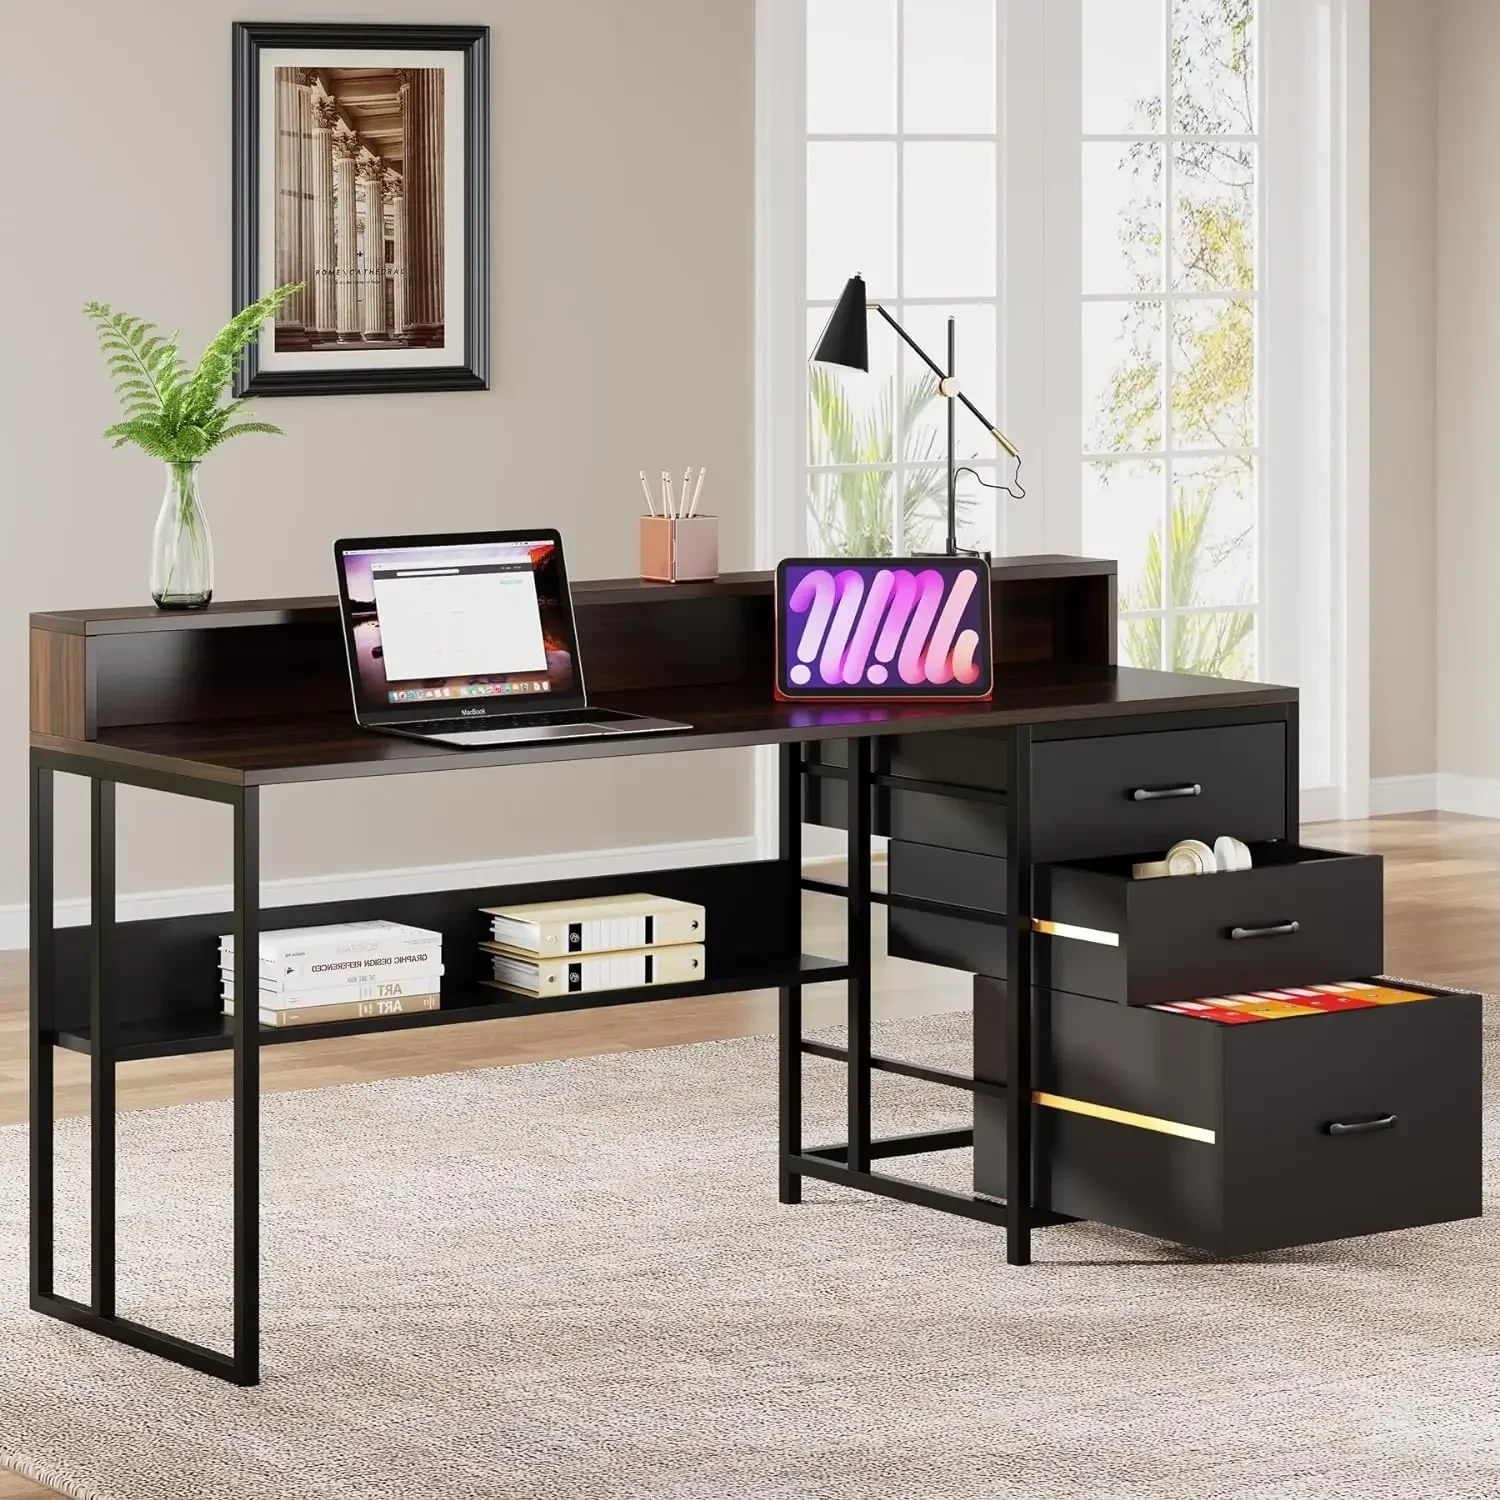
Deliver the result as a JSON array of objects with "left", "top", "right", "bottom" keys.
[
  {"left": 1435, "top": 772, "right": 1500, "bottom": 820},
  {"left": 1368, "top": 773, "right": 1439, "bottom": 816},
  {"left": 1358, "top": 772, "right": 1500, "bottom": 819},
  {"left": 1298, "top": 785, "right": 1346, "bottom": 825},
  {"left": 0, "top": 835, "right": 760, "bottom": 952}
]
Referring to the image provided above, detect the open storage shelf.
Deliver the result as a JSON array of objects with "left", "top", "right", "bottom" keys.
[
  {"left": 45, "top": 858, "right": 829, "bottom": 1061},
  {"left": 57, "top": 953, "right": 850, "bottom": 1060}
]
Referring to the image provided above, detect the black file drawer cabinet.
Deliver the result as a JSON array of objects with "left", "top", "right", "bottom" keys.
[
  {"left": 973, "top": 982, "right": 1483, "bottom": 1255},
  {"left": 1030, "top": 722, "right": 1286, "bottom": 862},
  {"left": 1034, "top": 844, "right": 1383, "bottom": 1006}
]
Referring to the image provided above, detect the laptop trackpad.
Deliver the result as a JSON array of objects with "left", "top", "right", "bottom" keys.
[{"left": 427, "top": 723, "right": 600, "bottom": 747}]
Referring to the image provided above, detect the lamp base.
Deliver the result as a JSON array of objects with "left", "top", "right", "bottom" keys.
[{"left": 912, "top": 546, "right": 991, "bottom": 563}]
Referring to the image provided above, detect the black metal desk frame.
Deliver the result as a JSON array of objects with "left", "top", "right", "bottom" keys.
[
  {"left": 31, "top": 751, "right": 262, "bottom": 1383},
  {"left": 781, "top": 733, "right": 1071, "bottom": 1255},
  {"left": 29, "top": 731, "right": 1047, "bottom": 1387},
  {"left": 27, "top": 562, "right": 1302, "bottom": 1386}
]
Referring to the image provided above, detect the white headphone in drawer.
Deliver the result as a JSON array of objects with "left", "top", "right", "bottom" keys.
[{"left": 1134, "top": 836, "right": 1251, "bottom": 880}]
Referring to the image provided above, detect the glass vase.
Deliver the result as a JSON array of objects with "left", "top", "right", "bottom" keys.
[{"left": 151, "top": 461, "right": 213, "bottom": 609}]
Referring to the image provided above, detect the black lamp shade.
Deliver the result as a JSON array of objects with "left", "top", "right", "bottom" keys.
[{"left": 810, "top": 274, "right": 869, "bottom": 372}]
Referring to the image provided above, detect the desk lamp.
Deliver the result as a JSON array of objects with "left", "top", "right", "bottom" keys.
[{"left": 810, "top": 272, "right": 1024, "bottom": 558}]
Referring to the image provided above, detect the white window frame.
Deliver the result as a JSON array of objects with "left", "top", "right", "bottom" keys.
[
  {"left": 1260, "top": 0, "right": 1370, "bottom": 821},
  {"left": 1080, "top": 3, "right": 1264, "bottom": 674},
  {"left": 760, "top": 0, "right": 1052, "bottom": 566},
  {"left": 754, "top": 0, "right": 1368, "bottom": 853}
]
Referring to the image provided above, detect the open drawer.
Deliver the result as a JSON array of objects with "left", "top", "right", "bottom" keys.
[
  {"left": 973, "top": 979, "right": 1482, "bottom": 1255},
  {"left": 978, "top": 984, "right": 1482, "bottom": 1254},
  {"left": 1033, "top": 843, "right": 1382, "bottom": 1006}
]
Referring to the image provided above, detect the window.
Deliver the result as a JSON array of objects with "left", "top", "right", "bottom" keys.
[
  {"left": 1080, "top": 0, "right": 1259, "bottom": 678},
  {"left": 763, "top": 0, "right": 1366, "bottom": 819},
  {"left": 804, "top": 0, "right": 1003, "bottom": 558}
]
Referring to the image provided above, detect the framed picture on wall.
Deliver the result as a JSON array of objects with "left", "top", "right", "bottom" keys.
[{"left": 231, "top": 22, "right": 490, "bottom": 397}]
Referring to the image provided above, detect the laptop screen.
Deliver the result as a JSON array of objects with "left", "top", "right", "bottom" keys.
[{"left": 334, "top": 531, "right": 584, "bottom": 723}]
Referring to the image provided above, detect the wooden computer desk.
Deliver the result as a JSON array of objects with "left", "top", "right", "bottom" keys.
[{"left": 26, "top": 557, "right": 1476, "bottom": 1386}]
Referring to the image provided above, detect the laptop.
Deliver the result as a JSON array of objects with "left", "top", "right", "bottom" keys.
[{"left": 333, "top": 530, "right": 690, "bottom": 747}]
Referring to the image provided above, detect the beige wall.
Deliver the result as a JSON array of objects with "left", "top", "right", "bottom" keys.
[
  {"left": 1435, "top": 0, "right": 1500, "bottom": 780},
  {"left": 1370, "top": 0, "right": 1438, "bottom": 780},
  {"left": 1371, "top": 0, "right": 1500, "bottom": 790},
  {"left": 0, "top": 0, "right": 756, "bottom": 909}
]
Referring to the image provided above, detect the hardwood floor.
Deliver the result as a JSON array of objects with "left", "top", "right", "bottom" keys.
[{"left": 1, "top": 814, "right": 1495, "bottom": 1499}]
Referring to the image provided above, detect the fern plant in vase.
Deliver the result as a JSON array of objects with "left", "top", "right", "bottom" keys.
[{"left": 84, "top": 285, "right": 301, "bottom": 608}]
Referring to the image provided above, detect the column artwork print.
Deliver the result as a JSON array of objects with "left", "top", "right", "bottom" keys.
[
  {"left": 273, "top": 68, "right": 444, "bottom": 354},
  {"left": 232, "top": 24, "right": 489, "bottom": 396}
]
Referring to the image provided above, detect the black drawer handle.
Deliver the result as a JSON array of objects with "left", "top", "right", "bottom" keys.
[
  {"left": 1131, "top": 783, "right": 1202, "bottom": 802},
  {"left": 1324, "top": 1114, "right": 1398, "bottom": 1137},
  {"left": 1228, "top": 920, "right": 1300, "bottom": 941}
]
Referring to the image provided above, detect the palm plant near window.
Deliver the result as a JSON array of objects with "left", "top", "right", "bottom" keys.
[
  {"left": 1122, "top": 483, "right": 1254, "bottom": 677},
  {"left": 808, "top": 368, "right": 977, "bottom": 555}
]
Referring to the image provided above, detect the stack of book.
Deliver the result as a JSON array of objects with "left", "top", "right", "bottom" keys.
[
  {"left": 221, "top": 919, "right": 444, "bottom": 1028},
  {"left": 478, "top": 892, "right": 706, "bottom": 997}
]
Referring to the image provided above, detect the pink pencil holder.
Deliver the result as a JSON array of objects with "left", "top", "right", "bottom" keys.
[{"left": 639, "top": 515, "right": 718, "bottom": 583}]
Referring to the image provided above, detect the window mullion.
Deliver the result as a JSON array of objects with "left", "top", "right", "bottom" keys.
[
  {"left": 1160, "top": 0, "right": 1175, "bottom": 669},
  {"left": 891, "top": 0, "right": 907, "bottom": 557}
]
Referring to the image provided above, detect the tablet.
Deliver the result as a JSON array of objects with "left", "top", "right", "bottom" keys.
[{"left": 774, "top": 557, "right": 994, "bottom": 701}]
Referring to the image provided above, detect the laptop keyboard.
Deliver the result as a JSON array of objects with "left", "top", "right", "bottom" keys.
[{"left": 405, "top": 707, "right": 631, "bottom": 732}]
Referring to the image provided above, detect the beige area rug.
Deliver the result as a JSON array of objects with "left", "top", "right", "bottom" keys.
[{"left": 2, "top": 1007, "right": 1499, "bottom": 1500}]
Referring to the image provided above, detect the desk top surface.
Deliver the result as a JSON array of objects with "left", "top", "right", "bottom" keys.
[{"left": 34, "top": 666, "right": 1296, "bottom": 788}]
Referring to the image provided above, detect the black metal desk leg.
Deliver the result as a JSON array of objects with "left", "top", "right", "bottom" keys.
[
  {"left": 1005, "top": 726, "right": 1033, "bottom": 1266},
  {"left": 29, "top": 754, "right": 256, "bottom": 1384},
  {"left": 846, "top": 738, "right": 873, "bottom": 1175},
  {"left": 778, "top": 742, "right": 803, "bottom": 1204},
  {"left": 232, "top": 787, "right": 261, "bottom": 1386},
  {"left": 1284, "top": 700, "right": 1300, "bottom": 839},
  {"left": 29, "top": 756, "right": 55, "bottom": 1303},
  {"left": 89, "top": 779, "right": 117, "bottom": 1319}
]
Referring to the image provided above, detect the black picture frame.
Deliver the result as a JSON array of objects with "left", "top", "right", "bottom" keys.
[{"left": 231, "top": 21, "right": 490, "bottom": 397}]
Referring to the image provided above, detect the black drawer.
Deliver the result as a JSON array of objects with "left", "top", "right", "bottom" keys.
[
  {"left": 801, "top": 766, "right": 880, "bottom": 834},
  {"left": 973, "top": 980, "right": 1482, "bottom": 1255},
  {"left": 887, "top": 785, "right": 1006, "bottom": 857},
  {"left": 888, "top": 903, "right": 1007, "bottom": 976},
  {"left": 887, "top": 730, "right": 1006, "bottom": 791},
  {"left": 887, "top": 841, "right": 1007, "bottom": 973},
  {"left": 810, "top": 732, "right": 1007, "bottom": 790},
  {"left": 803, "top": 734, "right": 1006, "bottom": 834},
  {"left": 889, "top": 841, "right": 1005, "bottom": 914},
  {"left": 801, "top": 774, "right": 1006, "bottom": 856},
  {"left": 1034, "top": 843, "right": 1381, "bottom": 1006},
  {"left": 1030, "top": 722, "right": 1286, "bottom": 862}
]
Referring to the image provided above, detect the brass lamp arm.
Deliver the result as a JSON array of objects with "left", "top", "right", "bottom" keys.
[{"left": 869, "top": 302, "right": 1022, "bottom": 465}]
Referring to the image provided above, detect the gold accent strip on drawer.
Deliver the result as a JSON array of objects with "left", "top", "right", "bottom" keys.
[
  {"left": 1031, "top": 918, "right": 1120, "bottom": 947},
  {"left": 1034, "top": 1091, "right": 1217, "bottom": 1144}
]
